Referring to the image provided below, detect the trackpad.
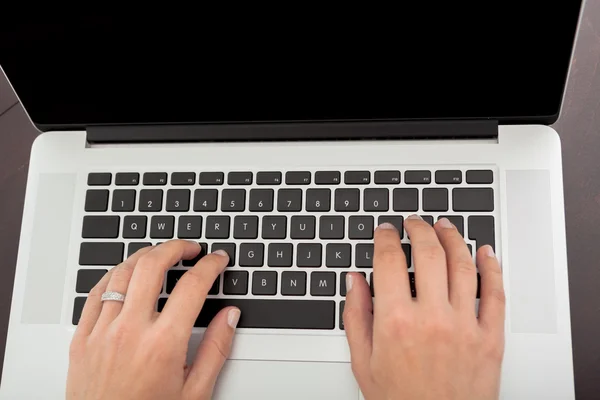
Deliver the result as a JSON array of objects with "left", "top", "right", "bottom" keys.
[{"left": 213, "top": 359, "right": 358, "bottom": 400}]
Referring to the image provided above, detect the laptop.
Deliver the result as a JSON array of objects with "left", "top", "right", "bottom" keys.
[{"left": 0, "top": 6, "right": 583, "bottom": 399}]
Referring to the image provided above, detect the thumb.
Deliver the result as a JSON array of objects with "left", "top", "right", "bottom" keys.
[
  {"left": 343, "top": 272, "right": 374, "bottom": 390},
  {"left": 183, "top": 306, "right": 240, "bottom": 399}
]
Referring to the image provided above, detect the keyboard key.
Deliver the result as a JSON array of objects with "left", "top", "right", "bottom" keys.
[
  {"left": 112, "top": 189, "right": 136, "bottom": 212},
  {"left": 310, "top": 272, "right": 336, "bottom": 296},
  {"left": 435, "top": 170, "right": 462, "bottom": 184},
  {"left": 341, "top": 272, "right": 366, "bottom": 296},
  {"left": 139, "top": 189, "right": 163, "bottom": 212},
  {"left": 345, "top": 171, "right": 370, "bottom": 184},
  {"left": 334, "top": 189, "right": 360, "bottom": 212},
  {"left": 466, "top": 170, "right": 493, "bottom": 184},
  {"left": 223, "top": 271, "right": 248, "bottom": 294},
  {"left": 374, "top": 170, "right": 400, "bottom": 184},
  {"left": 404, "top": 170, "right": 431, "bottom": 184},
  {"left": 252, "top": 271, "right": 278, "bottom": 295},
  {"left": 468, "top": 216, "right": 495, "bottom": 251},
  {"left": 422, "top": 188, "right": 449, "bottom": 211},
  {"left": 87, "top": 172, "right": 111, "bottom": 186},
  {"left": 268, "top": 243, "right": 293, "bottom": 267},
  {"left": 377, "top": 216, "right": 403, "bottom": 237},
  {"left": 277, "top": 189, "right": 302, "bottom": 212},
  {"left": 290, "top": 216, "right": 316, "bottom": 239},
  {"left": 233, "top": 216, "right": 259, "bottom": 239},
  {"left": 319, "top": 216, "right": 345, "bottom": 239},
  {"left": 115, "top": 172, "right": 139, "bottom": 185},
  {"left": 158, "top": 298, "right": 335, "bottom": 329},
  {"left": 286, "top": 171, "right": 311, "bottom": 185},
  {"left": 326, "top": 244, "right": 351, "bottom": 267},
  {"left": 82, "top": 216, "right": 120, "bottom": 238},
  {"left": 339, "top": 301, "right": 345, "bottom": 330},
  {"left": 355, "top": 244, "right": 373, "bottom": 267},
  {"left": 182, "top": 242, "right": 208, "bottom": 266},
  {"left": 249, "top": 189, "right": 274, "bottom": 212},
  {"left": 306, "top": 189, "right": 331, "bottom": 212},
  {"left": 239, "top": 243, "right": 264, "bottom": 267},
  {"left": 166, "top": 189, "right": 190, "bottom": 212},
  {"left": 177, "top": 216, "right": 202, "bottom": 239},
  {"left": 76, "top": 269, "right": 107, "bottom": 293},
  {"left": 422, "top": 215, "right": 434, "bottom": 226},
  {"left": 72, "top": 297, "right": 87, "bottom": 325},
  {"left": 296, "top": 243, "right": 322, "bottom": 267},
  {"left": 199, "top": 172, "right": 224, "bottom": 185},
  {"left": 315, "top": 171, "right": 341, "bottom": 185},
  {"left": 193, "top": 189, "right": 218, "bottom": 212},
  {"left": 221, "top": 189, "right": 246, "bottom": 212},
  {"left": 79, "top": 242, "right": 124, "bottom": 265},
  {"left": 123, "top": 216, "right": 147, "bottom": 239},
  {"left": 209, "top": 275, "right": 221, "bottom": 295},
  {"left": 171, "top": 172, "right": 196, "bottom": 185},
  {"left": 281, "top": 271, "right": 307, "bottom": 296},
  {"left": 348, "top": 216, "right": 374, "bottom": 239},
  {"left": 205, "top": 216, "right": 230, "bottom": 239},
  {"left": 211, "top": 243, "right": 236, "bottom": 266},
  {"left": 127, "top": 242, "right": 152, "bottom": 257},
  {"left": 85, "top": 190, "right": 109, "bottom": 212},
  {"left": 363, "top": 188, "right": 389, "bottom": 212},
  {"left": 402, "top": 244, "right": 412, "bottom": 267},
  {"left": 143, "top": 172, "right": 167, "bottom": 185},
  {"left": 393, "top": 188, "right": 419, "bottom": 211},
  {"left": 256, "top": 171, "right": 282, "bottom": 185},
  {"left": 438, "top": 215, "right": 464, "bottom": 236},
  {"left": 453, "top": 188, "right": 494, "bottom": 211},
  {"left": 262, "top": 216, "right": 287, "bottom": 239},
  {"left": 150, "top": 216, "right": 174, "bottom": 239},
  {"left": 228, "top": 171, "right": 253, "bottom": 185}
]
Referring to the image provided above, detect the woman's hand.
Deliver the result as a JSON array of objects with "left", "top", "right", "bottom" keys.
[
  {"left": 344, "top": 216, "right": 505, "bottom": 400},
  {"left": 67, "top": 241, "right": 239, "bottom": 400}
]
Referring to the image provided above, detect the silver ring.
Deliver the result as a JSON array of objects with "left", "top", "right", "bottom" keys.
[{"left": 101, "top": 291, "right": 126, "bottom": 302}]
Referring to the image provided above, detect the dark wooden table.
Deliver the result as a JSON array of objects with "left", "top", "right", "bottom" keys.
[{"left": 2, "top": 6, "right": 600, "bottom": 398}]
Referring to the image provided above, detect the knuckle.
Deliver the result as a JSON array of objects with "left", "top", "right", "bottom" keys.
[
  {"left": 375, "top": 248, "right": 405, "bottom": 265},
  {"left": 386, "top": 312, "right": 414, "bottom": 335},
  {"left": 88, "top": 283, "right": 105, "bottom": 298},
  {"left": 106, "top": 321, "right": 132, "bottom": 345},
  {"left": 454, "top": 259, "right": 476, "bottom": 275},
  {"left": 109, "top": 265, "right": 133, "bottom": 285},
  {"left": 419, "top": 244, "right": 445, "bottom": 263},
  {"left": 205, "top": 337, "right": 230, "bottom": 360},
  {"left": 178, "top": 268, "right": 210, "bottom": 292},
  {"left": 423, "top": 315, "right": 453, "bottom": 339}
]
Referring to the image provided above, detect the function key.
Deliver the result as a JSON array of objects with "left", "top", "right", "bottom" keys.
[
  {"left": 115, "top": 172, "right": 140, "bottom": 186},
  {"left": 87, "top": 173, "right": 112, "bottom": 186},
  {"left": 171, "top": 172, "right": 196, "bottom": 185},
  {"left": 404, "top": 170, "right": 431, "bottom": 184},
  {"left": 199, "top": 172, "right": 224, "bottom": 185},
  {"left": 286, "top": 171, "right": 311, "bottom": 185},
  {"left": 374, "top": 170, "right": 400, "bottom": 184},
  {"left": 143, "top": 172, "right": 168, "bottom": 185},
  {"left": 435, "top": 170, "right": 462, "bottom": 184},
  {"left": 466, "top": 170, "right": 493, "bottom": 184},
  {"left": 228, "top": 171, "right": 253, "bottom": 185},
  {"left": 315, "top": 171, "right": 341, "bottom": 185},
  {"left": 256, "top": 171, "right": 282, "bottom": 185},
  {"left": 344, "top": 171, "right": 370, "bottom": 185}
]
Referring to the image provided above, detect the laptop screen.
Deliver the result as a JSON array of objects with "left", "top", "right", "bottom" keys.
[{"left": 0, "top": 7, "right": 583, "bottom": 129}]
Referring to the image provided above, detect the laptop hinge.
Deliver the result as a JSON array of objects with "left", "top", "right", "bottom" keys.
[{"left": 86, "top": 120, "right": 498, "bottom": 144}]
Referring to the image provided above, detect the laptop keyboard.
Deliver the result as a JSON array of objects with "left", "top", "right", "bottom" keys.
[{"left": 73, "top": 168, "right": 496, "bottom": 331}]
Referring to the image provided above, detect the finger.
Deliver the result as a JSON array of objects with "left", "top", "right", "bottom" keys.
[
  {"left": 434, "top": 218, "right": 477, "bottom": 311},
  {"left": 404, "top": 214, "right": 449, "bottom": 305},
  {"left": 372, "top": 223, "right": 411, "bottom": 312},
  {"left": 343, "top": 273, "right": 374, "bottom": 389},
  {"left": 122, "top": 240, "right": 201, "bottom": 319},
  {"left": 477, "top": 245, "right": 505, "bottom": 336},
  {"left": 184, "top": 307, "right": 240, "bottom": 399},
  {"left": 157, "top": 250, "right": 229, "bottom": 336},
  {"left": 73, "top": 269, "right": 113, "bottom": 338}
]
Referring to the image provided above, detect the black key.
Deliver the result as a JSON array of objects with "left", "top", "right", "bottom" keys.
[
  {"left": 281, "top": 271, "right": 307, "bottom": 296},
  {"left": 76, "top": 269, "right": 107, "bottom": 293},
  {"left": 355, "top": 244, "right": 373, "bottom": 267},
  {"left": 310, "top": 272, "right": 336, "bottom": 296},
  {"left": 252, "top": 271, "right": 278, "bottom": 295},
  {"left": 239, "top": 243, "right": 264, "bottom": 267},
  {"left": 87, "top": 172, "right": 111, "bottom": 186},
  {"left": 211, "top": 243, "right": 236, "bottom": 266},
  {"left": 79, "top": 242, "right": 124, "bottom": 266},
  {"left": 143, "top": 172, "right": 167, "bottom": 185},
  {"left": 409, "top": 272, "right": 417, "bottom": 297},
  {"left": 468, "top": 216, "right": 496, "bottom": 251},
  {"left": 377, "top": 216, "right": 403, "bottom": 238},
  {"left": 319, "top": 216, "right": 345, "bottom": 239},
  {"left": 150, "top": 216, "right": 174, "bottom": 239},
  {"left": 345, "top": 170, "right": 370, "bottom": 184},
  {"left": 290, "top": 216, "right": 316, "bottom": 239},
  {"left": 262, "top": 216, "right": 287, "bottom": 239},
  {"left": 268, "top": 243, "right": 293, "bottom": 267},
  {"left": 256, "top": 171, "right": 282, "bottom": 185},
  {"left": 393, "top": 188, "right": 419, "bottom": 211},
  {"left": 422, "top": 215, "right": 434, "bottom": 226},
  {"left": 326, "top": 244, "right": 351, "bottom": 267},
  {"left": 249, "top": 189, "right": 274, "bottom": 212},
  {"left": 364, "top": 188, "right": 389, "bottom": 212},
  {"left": 466, "top": 170, "right": 493, "bottom": 184},
  {"left": 123, "top": 216, "right": 147, "bottom": 238},
  {"left": 223, "top": 271, "right": 248, "bottom": 295},
  {"left": 85, "top": 190, "right": 109, "bottom": 212},
  {"left": 139, "top": 189, "right": 163, "bottom": 212},
  {"left": 348, "top": 216, "right": 374, "bottom": 240},
  {"left": 72, "top": 297, "right": 87, "bottom": 325},
  {"left": 476, "top": 274, "right": 481, "bottom": 298},
  {"left": 277, "top": 189, "right": 302, "bottom": 212},
  {"left": 306, "top": 189, "right": 331, "bottom": 212},
  {"left": 166, "top": 189, "right": 190, "bottom": 212},
  {"left": 453, "top": 188, "right": 494, "bottom": 212},
  {"left": 341, "top": 272, "right": 366, "bottom": 296},
  {"left": 228, "top": 171, "right": 253, "bottom": 185},
  {"left": 438, "top": 215, "right": 464, "bottom": 236},
  {"left": 171, "top": 172, "right": 196, "bottom": 185},
  {"left": 193, "top": 189, "right": 218, "bottom": 212},
  {"left": 127, "top": 242, "right": 152, "bottom": 257},
  {"left": 403, "top": 244, "right": 412, "bottom": 267},
  {"left": 233, "top": 216, "right": 259, "bottom": 239},
  {"left": 115, "top": 172, "right": 139, "bottom": 185},
  {"left": 423, "top": 188, "right": 449, "bottom": 211},
  {"left": 286, "top": 171, "right": 311, "bottom": 185},
  {"left": 82, "top": 216, "right": 120, "bottom": 238},
  {"left": 374, "top": 170, "right": 400, "bottom": 184},
  {"left": 370, "top": 272, "right": 374, "bottom": 296},
  {"left": 182, "top": 242, "right": 208, "bottom": 266},
  {"left": 405, "top": 170, "right": 431, "bottom": 184},
  {"left": 221, "top": 189, "right": 246, "bottom": 212},
  {"left": 199, "top": 172, "right": 224, "bottom": 185},
  {"left": 178, "top": 216, "right": 202, "bottom": 239},
  {"left": 112, "top": 189, "right": 136, "bottom": 212},
  {"left": 166, "top": 270, "right": 185, "bottom": 294},
  {"left": 335, "top": 189, "right": 360, "bottom": 212},
  {"left": 205, "top": 216, "right": 230, "bottom": 239},
  {"left": 158, "top": 298, "right": 335, "bottom": 329},
  {"left": 209, "top": 275, "right": 220, "bottom": 295},
  {"left": 467, "top": 244, "right": 473, "bottom": 257},
  {"left": 339, "top": 301, "right": 345, "bottom": 330},
  {"left": 315, "top": 171, "right": 341, "bottom": 185},
  {"left": 297, "top": 243, "right": 322, "bottom": 267},
  {"left": 436, "top": 170, "right": 462, "bottom": 184}
]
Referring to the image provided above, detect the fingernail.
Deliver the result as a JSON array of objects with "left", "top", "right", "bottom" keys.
[
  {"left": 377, "top": 222, "right": 397, "bottom": 230},
  {"left": 213, "top": 250, "right": 229, "bottom": 258},
  {"left": 484, "top": 245, "right": 495, "bottom": 258},
  {"left": 228, "top": 308, "right": 241, "bottom": 329},
  {"left": 437, "top": 217, "right": 453, "bottom": 229},
  {"left": 407, "top": 214, "right": 422, "bottom": 220},
  {"left": 346, "top": 273, "right": 354, "bottom": 293}
]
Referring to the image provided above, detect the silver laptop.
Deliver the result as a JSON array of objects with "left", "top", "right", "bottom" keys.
[{"left": 0, "top": 7, "right": 583, "bottom": 399}]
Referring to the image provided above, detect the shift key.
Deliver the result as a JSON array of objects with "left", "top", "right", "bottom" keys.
[{"left": 79, "top": 242, "right": 124, "bottom": 266}]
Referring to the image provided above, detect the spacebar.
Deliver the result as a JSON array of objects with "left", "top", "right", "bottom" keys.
[{"left": 158, "top": 298, "right": 336, "bottom": 329}]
